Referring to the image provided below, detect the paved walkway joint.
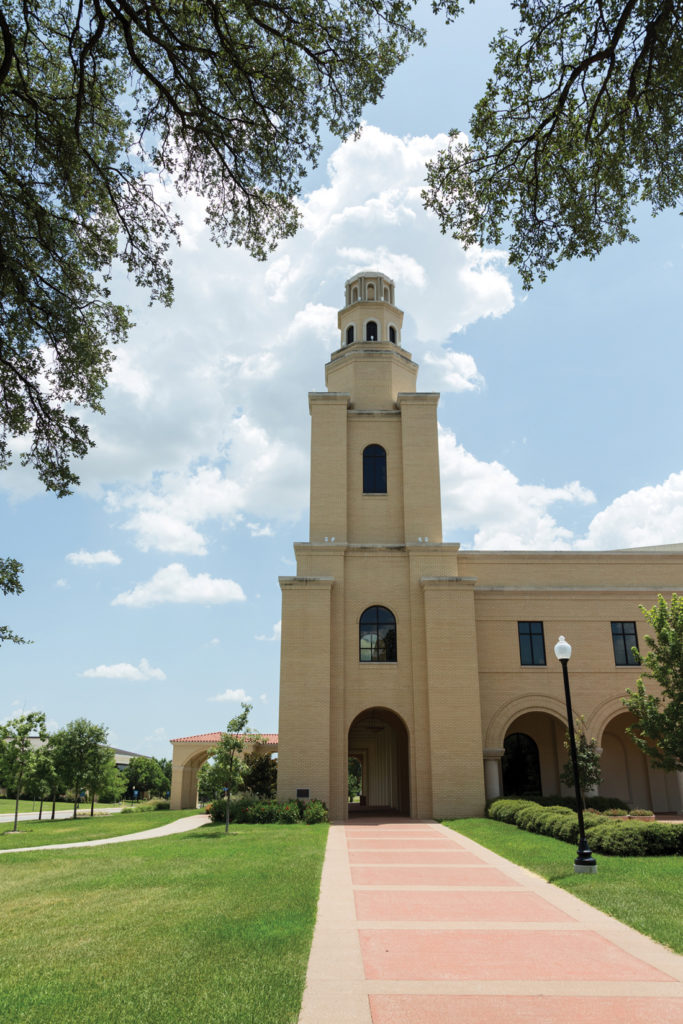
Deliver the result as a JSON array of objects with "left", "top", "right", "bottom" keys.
[{"left": 298, "top": 818, "right": 683, "bottom": 1024}]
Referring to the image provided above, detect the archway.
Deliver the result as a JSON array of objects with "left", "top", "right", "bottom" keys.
[
  {"left": 600, "top": 711, "right": 652, "bottom": 809},
  {"left": 502, "top": 711, "right": 566, "bottom": 798},
  {"left": 348, "top": 707, "right": 410, "bottom": 815},
  {"left": 502, "top": 733, "right": 542, "bottom": 797}
]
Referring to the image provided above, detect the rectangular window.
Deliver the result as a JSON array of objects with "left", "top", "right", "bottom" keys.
[
  {"left": 611, "top": 621, "right": 639, "bottom": 665},
  {"left": 518, "top": 622, "right": 546, "bottom": 666}
]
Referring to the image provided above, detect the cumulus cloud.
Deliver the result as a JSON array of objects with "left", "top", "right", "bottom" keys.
[
  {"left": 255, "top": 620, "right": 281, "bottom": 642},
  {"left": 82, "top": 658, "right": 166, "bottom": 681},
  {"left": 0, "top": 124, "right": 518, "bottom": 556},
  {"left": 439, "top": 426, "right": 596, "bottom": 550},
  {"left": 112, "top": 563, "right": 246, "bottom": 607},
  {"left": 576, "top": 471, "right": 683, "bottom": 550},
  {"left": 66, "top": 549, "right": 121, "bottom": 566},
  {"left": 209, "top": 687, "right": 252, "bottom": 702}
]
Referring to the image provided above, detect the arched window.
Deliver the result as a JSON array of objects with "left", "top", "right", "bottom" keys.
[
  {"left": 383, "top": 287, "right": 389, "bottom": 301},
  {"left": 360, "top": 606, "right": 397, "bottom": 662},
  {"left": 367, "top": 283, "right": 375, "bottom": 299},
  {"left": 346, "top": 325, "right": 354, "bottom": 345},
  {"left": 352, "top": 287, "right": 358, "bottom": 302},
  {"left": 363, "top": 444, "right": 386, "bottom": 493},
  {"left": 366, "top": 320, "right": 378, "bottom": 341},
  {"left": 389, "top": 326, "right": 396, "bottom": 344},
  {"left": 502, "top": 733, "right": 542, "bottom": 796}
]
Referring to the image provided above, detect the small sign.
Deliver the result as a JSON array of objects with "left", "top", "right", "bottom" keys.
[{"left": 296, "top": 788, "right": 310, "bottom": 800}]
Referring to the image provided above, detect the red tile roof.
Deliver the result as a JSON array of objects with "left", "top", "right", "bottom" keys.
[{"left": 171, "top": 732, "right": 278, "bottom": 744}]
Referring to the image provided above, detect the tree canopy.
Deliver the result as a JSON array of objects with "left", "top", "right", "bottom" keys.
[
  {"left": 0, "top": 0, "right": 426, "bottom": 498},
  {"left": 51, "top": 717, "right": 110, "bottom": 817},
  {"left": 0, "top": 710, "right": 47, "bottom": 830},
  {"left": 424, "top": 0, "right": 683, "bottom": 287},
  {"left": 0, "top": 557, "right": 29, "bottom": 645},
  {"left": 624, "top": 593, "right": 683, "bottom": 773}
]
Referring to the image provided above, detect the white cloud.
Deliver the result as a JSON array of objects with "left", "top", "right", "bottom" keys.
[
  {"left": 422, "top": 350, "right": 483, "bottom": 393},
  {"left": 82, "top": 657, "right": 166, "bottom": 681},
  {"left": 55, "top": 578, "right": 68, "bottom": 588},
  {"left": 210, "top": 637, "right": 220, "bottom": 646},
  {"left": 259, "top": 693, "right": 267, "bottom": 703},
  {"left": 576, "top": 471, "right": 683, "bottom": 550},
  {"left": 439, "top": 425, "right": 596, "bottom": 550},
  {"left": 66, "top": 549, "right": 121, "bottom": 566},
  {"left": 144, "top": 726, "right": 169, "bottom": 745},
  {"left": 247, "top": 522, "right": 274, "bottom": 537},
  {"left": 112, "top": 563, "right": 246, "bottom": 608},
  {"left": 255, "top": 620, "right": 281, "bottom": 642},
  {"left": 209, "top": 687, "right": 252, "bottom": 702}
]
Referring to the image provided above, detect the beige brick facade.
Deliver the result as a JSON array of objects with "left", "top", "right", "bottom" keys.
[{"left": 276, "top": 271, "right": 683, "bottom": 820}]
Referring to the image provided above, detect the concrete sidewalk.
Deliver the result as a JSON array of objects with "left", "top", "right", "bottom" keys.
[
  {"left": 299, "top": 818, "right": 683, "bottom": 1024},
  {"left": 0, "top": 813, "right": 210, "bottom": 853}
]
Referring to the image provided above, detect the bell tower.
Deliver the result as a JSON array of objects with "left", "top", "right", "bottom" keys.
[{"left": 277, "top": 272, "right": 486, "bottom": 820}]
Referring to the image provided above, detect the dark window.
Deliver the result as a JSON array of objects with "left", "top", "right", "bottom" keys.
[
  {"left": 366, "top": 320, "right": 378, "bottom": 341},
  {"left": 389, "top": 326, "right": 396, "bottom": 344},
  {"left": 346, "top": 325, "right": 354, "bottom": 345},
  {"left": 360, "top": 606, "right": 397, "bottom": 662},
  {"left": 363, "top": 444, "right": 387, "bottom": 493},
  {"left": 502, "top": 733, "right": 541, "bottom": 796},
  {"left": 518, "top": 621, "right": 546, "bottom": 665},
  {"left": 612, "top": 621, "right": 639, "bottom": 665}
]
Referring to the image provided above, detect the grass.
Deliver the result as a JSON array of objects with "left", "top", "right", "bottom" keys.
[
  {"left": 0, "top": 808, "right": 200, "bottom": 849},
  {"left": 445, "top": 817, "right": 683, "bottom": 954},
  {"left": 0, "top": 798, "right": 118, "bottom": 815},
  {"left": 0, "top": 822, "right": 328, "bottom": 1024}
]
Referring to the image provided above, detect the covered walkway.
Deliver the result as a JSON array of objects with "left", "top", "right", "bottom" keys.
[{"left": 299, "top": 818, "right": 683, "bottom": 1024}]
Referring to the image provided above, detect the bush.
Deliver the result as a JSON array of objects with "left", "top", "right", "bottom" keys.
[
  {"left": 206, "top": 795, "right": 327, "bottom": 824},
  {"left": 487, "top": 799, "right": 536, "bottom": 824},
  {"left": 302, "top": 799, "right": 328, "bottom": 824},
  {"left": 486, "top": 798, "right": 681, "bottom": 856}
]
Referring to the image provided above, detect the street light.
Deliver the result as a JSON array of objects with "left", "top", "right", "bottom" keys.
[{"left": 553, "top": 636, "right": 597, "bottom": 874}]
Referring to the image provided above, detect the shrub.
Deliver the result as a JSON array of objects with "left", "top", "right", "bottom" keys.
[
  {"left": 487, "top": 799, "right": 536, "bottom": 824},
  {"left": 586, "top": 821, "right": 648, "bottom": 856},
  {"left": 603, "top": 807, "right": 629, "bottom": 817},
  {"left": 641, "top": 822, "right": 683, "bottom": 856},
  {"left": 302, "top": 799, "right": 328, "bottom": 824}
]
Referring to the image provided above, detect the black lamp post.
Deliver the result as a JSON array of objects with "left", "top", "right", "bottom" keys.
[{"left": 553, "top": 636, "right": 597, "bottom": 874}]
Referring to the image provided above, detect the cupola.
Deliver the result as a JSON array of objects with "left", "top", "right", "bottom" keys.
[{"left": 337, "top": 271, "right": 404, "bottom": 347}]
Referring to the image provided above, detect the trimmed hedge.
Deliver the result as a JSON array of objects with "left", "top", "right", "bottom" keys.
[
  {"left": 487, "top": 798, "right": 683, "bottom": 856},
  {"left": 496, "top": 793, "right": 629, "bottom": 812},
  {"left": 207, "top": 795, "right": 328, "bottom": 825}
]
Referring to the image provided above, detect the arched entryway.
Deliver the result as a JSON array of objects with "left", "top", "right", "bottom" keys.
[
  {"left": 502, "top": 733, "right": 542, "bottom": 797},
  {"left": 348, "top": 708, "right": 410, "bottom": 815},
  {"left": 502, "top": 711, "right": 567, "bottom": 798},
  {"left": 600, "top": 711, "right": 653, "bottom": 809}
]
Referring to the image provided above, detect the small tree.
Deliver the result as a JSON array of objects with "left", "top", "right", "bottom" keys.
[
  {"left": 51, "top": 718, "right": 109, "bottom": 818},
  {"left": 85, "top": 745, "right": 118, "bottom": 815},
  {"left": 211, "top": 704, "right": 259, "bottom": 833},
  {"left": 559, "top": 716, "right": 602, "bottom": 810},
  {"left": 0, "top": 712, "right": 47, "bottom": 831},
  {"left": 25, "top": 746, "right": 58, "bottom": 820},
  {"left": 126, "top": 756, "right": 169, "bottom": 799},
  {"left": 198, "top": 759, "right": 226, "bottom": 804},
  {"left": 94, "top": 760, "right": 128, "bottom": 805},
  {"left": 624, "top": 594, "right": 683, "bottom": 773},
  {"left": 242, "top": 753, "right": 277, "bottom": 799}
]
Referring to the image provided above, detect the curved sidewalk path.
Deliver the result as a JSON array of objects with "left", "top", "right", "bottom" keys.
[
  {"left": 299, "top": 818, "right": 683, "bottom": 1024},
  {"left": 0, "top": 813, "right": 210, "bottom": 854}
]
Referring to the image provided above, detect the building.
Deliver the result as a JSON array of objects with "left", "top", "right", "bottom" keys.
[{"left": 275, "top": 270, "right": 683, "bottom": 820}]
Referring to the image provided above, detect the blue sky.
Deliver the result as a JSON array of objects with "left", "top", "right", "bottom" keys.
[{"left": 2, "top": 4, "right": 682, "bottom": 756}]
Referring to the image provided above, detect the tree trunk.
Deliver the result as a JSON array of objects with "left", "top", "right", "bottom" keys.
[
  {"left": 225, "top": 789, "right": 230, "bottom": 834},
  {"left": 39, "top": 797, "right": 44, "bottom": 820},
  {"left": 12, "top": 769, "right": 23, "bottom": 832},
  {"left": 51, "top": 791, "right": 57, "bottom": 820},
  {"left": 90, "top": 793, "right": 95, "bottom": 816}
]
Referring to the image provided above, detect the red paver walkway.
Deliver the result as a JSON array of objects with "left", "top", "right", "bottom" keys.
[{"left": 298, "top": 818, "right": 683, "bottom": 1024}]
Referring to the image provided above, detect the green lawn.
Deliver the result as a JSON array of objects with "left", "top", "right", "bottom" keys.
[
  {"left": 445, "top": 817, "right": 683, "bottom": 954},
  {"left": 0, "top": 798, "right": 119, "bottom": 815},
  {"left": 0, "top": 808, "right": 200, "bottom": 849},
  {"left": 0, "top": 823, "right": 328, "bottom": 1024}
]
